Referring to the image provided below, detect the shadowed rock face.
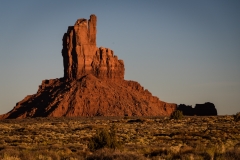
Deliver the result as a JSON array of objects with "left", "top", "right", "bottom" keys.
[
  {"left": 178, "top": 104, "right": 194, "bottom": 116},
  {"left": 177, "top": 102, "right": 217, "bottom": 116},
  {"left": 195, "top": 102, "right": 217, "bottom": 116},
  {"left": 0, "top": 14, "right": 176, "bottom": 119}
]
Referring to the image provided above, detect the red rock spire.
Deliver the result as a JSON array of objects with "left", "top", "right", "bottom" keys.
[{"left": 62, "top": 14, "right": 124, "bottom": 81}]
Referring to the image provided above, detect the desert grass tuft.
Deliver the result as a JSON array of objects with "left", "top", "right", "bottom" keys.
[
  {"left": 234, "top": 112, "right": 240, "bottom": 122},
  {"left": 170, "top": 110, "right": 183, "bottom": 120},
  {"left": 88, "top": 124, "right": 121, "bottom": 151}
]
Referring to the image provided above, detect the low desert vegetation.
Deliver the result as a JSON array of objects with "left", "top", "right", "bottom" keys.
[
  {"left": 170, "top": 110, "right": 183, "bottom": 120},
  {"left": 88, "top": 125, "right": 121, "bottom": 151},
  {"left": 0, "top": 115, "right": 239, "bottom": 160},
  {"left": 234, "top": 112, "right": 240, "bottom": 122}
]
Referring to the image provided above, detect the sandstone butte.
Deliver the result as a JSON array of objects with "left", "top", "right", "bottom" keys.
[{"left": 0, "top": 15, "right": 177, "bottom": 119}]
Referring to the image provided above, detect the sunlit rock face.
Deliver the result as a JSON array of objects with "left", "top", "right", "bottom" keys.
[
  {"left": 62, "top": 14, "right": 124, "bottom": 81},
  {"left": 0, "top": 15, "right": 176, "bottom": 119}
]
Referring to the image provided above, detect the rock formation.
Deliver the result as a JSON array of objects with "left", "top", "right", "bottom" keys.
[
  {"left": 194, "top": 102, "right": 217, "bottom": 116},
  {"left": 177, "top": 102, "right": 217, "bottom": 116},
  {"left": 0, "top": 14, "right": 176, "bottom": 119},
  {"left": 62, "top": 14, "right": 124, "bottom": 81},
  {"left": 177, "top": 104, "right": 194, "bottom": 116}
]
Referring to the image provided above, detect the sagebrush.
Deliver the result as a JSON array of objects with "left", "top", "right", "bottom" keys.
[
  {"left": 234, "top": 112, "right": 240, "bottom": 122},
  {"left": 88, "top": 125, "right": 121, "bottom": 151},
  {"left": 170, "top": 110, "right": 183, "bottom": 120}
]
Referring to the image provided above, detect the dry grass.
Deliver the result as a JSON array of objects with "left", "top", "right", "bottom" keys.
[{"left": 0, "top": 116, "right": 239, "bottom": 159}]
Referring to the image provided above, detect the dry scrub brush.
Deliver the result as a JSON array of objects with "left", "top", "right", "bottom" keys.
[
  {"left": 88, "top": 124, "right": 121, "bottom": 151},
  {"left": 234, "top": 112, "right": 240, "bottom": 122},
  {"left": 170, "top": 110, "right": 183, "bottom": 120}
]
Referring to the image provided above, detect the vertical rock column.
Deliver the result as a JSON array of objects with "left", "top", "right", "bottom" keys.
[
  {"left": 62, "top": 26, "right": 75, "bottom": 79},
  {"left": 88, "top": 14, "right": 97, "bottom": 45},
  {"left": 97, "top": 47, "right": 125, "bottom": 80},
  {"left": 62, "top": 14, "right": 124, "bottom": 81},
  {"left": 62, "top": 15, "right": 98, "bottom": 80}
]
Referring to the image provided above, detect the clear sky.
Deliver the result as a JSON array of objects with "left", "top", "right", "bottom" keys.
[{"left": 0, "top": 0, "right": 239, "bottom": 115}]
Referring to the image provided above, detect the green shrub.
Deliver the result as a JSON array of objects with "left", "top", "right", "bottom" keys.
[
  {"left": 88, "top": 125, "right": 121, "bottom": 151},
  {"left": 170, "top": 110, "right": 183, "bottom": 120},
  {"left": 234, "top": 112, "right": 240, "bottom": 122}
]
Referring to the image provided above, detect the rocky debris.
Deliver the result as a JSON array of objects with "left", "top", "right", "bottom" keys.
[
  {"left": 0, "top": 14, "right": 176, "bottom": 119},
  {"left": 177, "top": 102, "right": 217, "bottom": 116}
]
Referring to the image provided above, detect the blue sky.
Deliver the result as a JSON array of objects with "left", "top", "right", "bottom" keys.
[{"left": 0, "top": 0, "right": 239, "bottom": 115}]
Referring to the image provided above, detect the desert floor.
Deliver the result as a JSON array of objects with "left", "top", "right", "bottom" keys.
[{"left": 0, "top": 116, "right": 239, "bottom": 160}]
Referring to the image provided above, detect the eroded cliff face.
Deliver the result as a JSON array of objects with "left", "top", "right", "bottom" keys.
[
  {"left": 0, "top": 15, "right": 176, "bottom": 119},
  {"left": 62, "top": 14, "right": 124, "bottom": 81}
]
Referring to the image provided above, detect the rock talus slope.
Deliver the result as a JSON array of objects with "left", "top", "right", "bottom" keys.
[{"left": 0, "top": 15, "right": 176, "bottom": 119}]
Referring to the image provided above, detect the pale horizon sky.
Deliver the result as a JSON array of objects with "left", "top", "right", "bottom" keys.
[{"left": 0, "top": 0, "right": 239, "bottom": 115}]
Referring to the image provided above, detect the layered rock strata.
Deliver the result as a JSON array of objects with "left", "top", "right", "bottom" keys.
[{"left": 0, "top": 15, "right": 176, "bottom": 119}]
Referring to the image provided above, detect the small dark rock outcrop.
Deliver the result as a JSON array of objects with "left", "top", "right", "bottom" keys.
[
  {"left": 177, "top": 102, "right": 217, "bottom": 116},
  {"left": 178, "top": 104, "right": 194, "bottom": 116},
  {"left": 195, "top": 102, "right": 217, "bottom": 116}
]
